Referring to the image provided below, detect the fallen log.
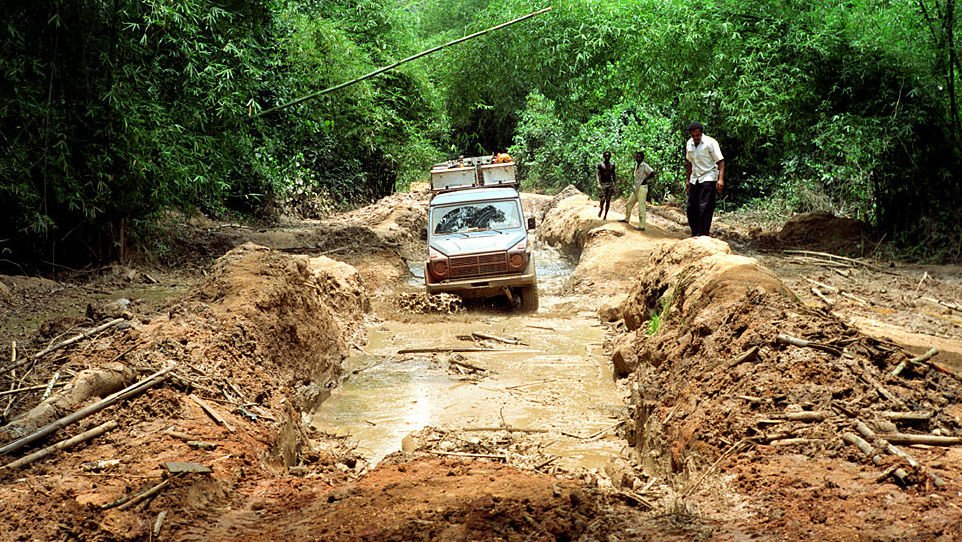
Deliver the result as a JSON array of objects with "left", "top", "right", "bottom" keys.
[
  {"left": 1, "top": 420, "right": 118, "bottom": 470},
  {"left": 0, "top": 364, "right": 175, "bottom": 456}
]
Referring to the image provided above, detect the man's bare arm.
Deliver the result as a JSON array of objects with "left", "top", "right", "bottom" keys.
[{"left": 716, "top": 160, "right": 725, "bottom": 193}]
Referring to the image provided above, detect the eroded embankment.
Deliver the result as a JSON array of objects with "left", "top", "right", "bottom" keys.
[
  {"left": 543, "top": 188, "right": 962, "bottom": 539},
  {"left": 0, "top": 243, "right": 369, "bottom": 540}
]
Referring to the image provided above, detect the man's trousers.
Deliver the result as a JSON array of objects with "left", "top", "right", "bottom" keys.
[
  {"left": 686, "top": 181, "right": 717, "bottom": 237},
  {"left": 624, "top": 184, "right": 648, "bottom": 230}
]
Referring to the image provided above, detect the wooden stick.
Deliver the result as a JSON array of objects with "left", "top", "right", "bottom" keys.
[
  {"left": 29, "top": 318, "right": 125, "bottom": 361},
  {"left": 771, "top": 411, "right": 829, "bottom": 422},
  {"left": 189, "top": 394, "right": 236, "bottom": 433},
  {"left": 460, "top": 426, "right": 550, "bottom": 434},
  {"left": 1, "top": 420, "right": 118, "bottom": 470},
  {"left": 803, "top": 277, "right": 838, "bottom": 294},
  {"left": 776, "top": 334, "right": 842, "bottom": 356},
  {"left": 880, "top": 411, "right": 932, "bottom": 422},
  {"left": 41, "top": 371, "right": 61, "bottom": 400},
  {"left": 101, "top": 473, "right": 183, "bottom": 511},
  {"left": 787, "top": 255, "right": 855, "bottom": 268},
  {"left": 839, "top": 291, "right": 872, "bottom": 307},
  {"left": 398, "top": 347, "right": 508, "bottom": 354},
  {"left": 874, "top": 433, "right": 962, "bottom": 446},
  {"left": 811, "top": 287, "right": 835, "bottom": 306},
  {"left": 0, "top": 382, "right": 66, "bottom": 398},
  {"left": 892, "top": 347, "right": 939, "bottom": 377},
  {"left": 153, "top": 510, "right": 168, "bottom": 538},
  {"left": 921, "top": 296, "right": 962, "bottom": 314},
  {"left": 505, "top": 379, "right": 557, "bottom": 390},
  {"left": 471, "top": 332, "right": 527, "bottom": 346},
  {"left": 426, "top": 450, "right": 507, "bottom": 460},
  {"left": 0, "top": 363, "right": 175, "bottom": 456},
  {"left": 525, "top": 325, "right": 556, "bottom": 331},
  {"left": 449, "top": 359, "right": 488, "bottom": 373},
  {"left": 915, "top": 271, "right": 928, "bottom": 293},
  {"left": 726, "top": 346, "right": 760, "bottom": 368},
  {"left": 784, "top": 250, "right": 891, "bottom": 273},
  {"left": 840, "top": 432, "right": 910, "bottom": 484},
  {"left": 855, "top": 421, "right": 945, "bottom": 487}
]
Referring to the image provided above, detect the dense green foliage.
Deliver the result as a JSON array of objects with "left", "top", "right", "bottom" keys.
[
  {"left": 2, "top": 0, "right": 960, "bottom": 268},
  {"left": 1, "top": 0, "right": 445, "bottom": 268},
  {"left": 420, "top": 0, "right": 961, "bottom": 258}
]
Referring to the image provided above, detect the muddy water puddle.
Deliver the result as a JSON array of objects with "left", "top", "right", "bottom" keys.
[{"left": 311, "top": 314, "right": 626, "bottom": 471}]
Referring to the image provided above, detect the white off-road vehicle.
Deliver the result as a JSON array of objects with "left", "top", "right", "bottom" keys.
[{"left": 421, "top": 156, "right": 538, "bottom": 311}]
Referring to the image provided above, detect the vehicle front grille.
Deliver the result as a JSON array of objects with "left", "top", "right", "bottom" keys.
[{"left": 449, "top": 252, "right": 509, "bottom": 279}]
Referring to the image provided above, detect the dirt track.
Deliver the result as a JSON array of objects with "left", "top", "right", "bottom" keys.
[{"left": 1, "top": 188, "right": 962, "bottom": 540}]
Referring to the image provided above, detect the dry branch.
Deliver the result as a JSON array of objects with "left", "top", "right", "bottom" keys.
[
  {"left": 880, "top": 411, "right": 932, "bottom": 422},
  {"left": 1, "top": 420, "right": 118, "bottom": 470},
  {"left": 891, "top": 347, "right": 939, "bottom": 377},
  {"left": 398, "top": 347, "right": 507, "bottom": 354},
  {"left": 189, "top": 394, "right": 236, "bottom": 433},
  {"left": 427, "top": 450, "right": 507, "bottom": 460},
  {"left": 449, "top": 359, "right": 488, "bottom": 373},
  {"left": 874, "top": 433, "right": 962, "bottom": 446},
  {"left": 775, "top": 334, "right": 842, "bottom": 356},
  {"left": 471, "top": 332, "right": 527, "bottom": 346},
  {"left": 727, "top": 346, "right": 760, "bottom": 368},
  {"left": 0, "top": 382, "right": 66, "bottom": 398},
  {"left": 31, "top": 318, "right": 125, "bottom": 361},
  {"left": 0, "top": 364, "right": 174, "bottom": 456}
]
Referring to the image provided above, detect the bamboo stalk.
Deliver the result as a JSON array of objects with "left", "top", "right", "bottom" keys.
[
  {"left": 2, "top": 420, "right": 118, "bottom": 470},
  {"left": 0, "top": 364, "right": 174, "bottom": 456},
  {"left": 257, "top": 7, "right": 553, "bottom": 116}
]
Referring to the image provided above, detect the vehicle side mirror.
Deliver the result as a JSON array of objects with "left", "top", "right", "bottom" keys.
[
  {"left": 420, "top": 227, "right": 428, "bottom": 240},
  {"left": 527, "top": 217, "right": 536, "bottom": 230}
]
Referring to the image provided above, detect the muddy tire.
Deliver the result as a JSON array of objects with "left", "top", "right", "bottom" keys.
[{"left": 518, "top": 285, "right": 539, "bottom": 312}]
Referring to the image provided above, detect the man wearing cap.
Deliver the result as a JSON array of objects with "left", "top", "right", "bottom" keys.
[{"left": 684, "top": 122, "right": 725, "bottom": 237}]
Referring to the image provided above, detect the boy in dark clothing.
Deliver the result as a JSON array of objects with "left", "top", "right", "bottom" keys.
[{"left": 596, "top": 151, "right": 616, "bottom": 220}]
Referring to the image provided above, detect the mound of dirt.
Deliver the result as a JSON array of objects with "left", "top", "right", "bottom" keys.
[
  {"left": 0, "top": 244, "right": 371, "bottom": 540},
  {"left": 756, "top": 210, "right": 871, "bottom": 255},
  {"left": 539, "top": 187, "right": 682, "bottom": 297},
  {"left": 613, "top": 236, "right": 962, "bottom": 538},
  {"left": 181, "top": 457, "right": 610, "bottom": 542}
]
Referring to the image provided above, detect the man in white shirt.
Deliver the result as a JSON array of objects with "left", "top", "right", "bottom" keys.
[
  {"left": 684, "top": 122, "right": 725, "bottom": 236},
  {"left": 622, "top": 151, "right": 656, "bottom": 230}
]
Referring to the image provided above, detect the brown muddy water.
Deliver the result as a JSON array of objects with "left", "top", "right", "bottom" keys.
[{"left": 312, "top": 241, "right": 628, "bottom": 470}]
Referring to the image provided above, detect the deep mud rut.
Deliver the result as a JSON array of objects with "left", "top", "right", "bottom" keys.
[{"left": 1, "top": 188, "right": 962, "bottom": 541}]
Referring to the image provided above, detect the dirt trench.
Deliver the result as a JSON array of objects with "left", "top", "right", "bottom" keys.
[{"left": 1, "top": 187, "right": 962, "bottom": 541}]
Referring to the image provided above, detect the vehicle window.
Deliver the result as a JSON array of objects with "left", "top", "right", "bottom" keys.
[{"left": 432, "top": 200, "right": 521, "bottom": 235}]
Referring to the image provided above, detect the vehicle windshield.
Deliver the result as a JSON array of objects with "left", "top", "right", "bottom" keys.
[{"left": 432, "top": 200, "right": 521, "bottom": 235}]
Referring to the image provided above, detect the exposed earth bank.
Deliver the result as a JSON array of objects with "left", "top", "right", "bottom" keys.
[{"left": 0, "top": 187, "right": 961, "bottom": 540}]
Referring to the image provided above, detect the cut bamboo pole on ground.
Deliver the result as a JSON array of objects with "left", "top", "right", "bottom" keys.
[
  {"left": 189, "top": 394, "right": 236, "bottom": 433},
  {"left": 0, "top": 363, "right": 175, "bottom": 456},
  {"left": 775, "top": 334, "right": 842, "bottom": 356},
  {"left": 471, "top": 332, "right": 527, "bottom": 346},
  {"left": 891, "top": 347, "right": 939, "bottom": 377},
  {"left": 873, "top": 433, "right": 962, "bottom": 446},
  {"left": 1, "top": 420, "right": 118, "bottom": 470},
  {"left": 841, "top": 432, "right": 910, "bottom": 485},
  {"left": 427, "top": 450, "right": 507, "bottom": 460},
  {"left": 855, "top": 420, "right": 945, "bottom": 488}
]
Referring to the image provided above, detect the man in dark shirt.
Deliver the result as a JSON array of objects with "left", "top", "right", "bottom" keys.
[{"left": 596, "top": 151, "right": 616, "bottom": 220}]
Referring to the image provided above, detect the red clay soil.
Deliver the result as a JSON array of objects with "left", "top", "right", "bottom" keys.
[{"left": 614, "top": 236, "right": 962, "bottom": 540}]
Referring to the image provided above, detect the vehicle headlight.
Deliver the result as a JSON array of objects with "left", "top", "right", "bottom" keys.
[
  {"left": 429, "top": 247, "right": 449, "bottom": 277},
  {"left": 507, "top": 238, "right": 528, "bottom": 270}
]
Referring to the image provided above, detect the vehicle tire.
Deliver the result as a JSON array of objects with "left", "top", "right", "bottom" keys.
[{"left": 518, "top": 285, "right": 539, "bottom": 312}]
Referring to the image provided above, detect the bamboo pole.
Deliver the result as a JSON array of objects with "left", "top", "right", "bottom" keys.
[
  {"left": 1, "top": 420, "right": 118, "bottom": 470},
  {"left": 0, "top": 364, "right": 175, "bottom": 456},
  {"left": 256, "top": 7, "right": 553, "bottom": 117}
]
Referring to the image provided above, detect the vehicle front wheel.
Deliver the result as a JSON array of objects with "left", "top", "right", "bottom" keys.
[{"left": 518, "top": 285, "right": 539, "bottom": 312}]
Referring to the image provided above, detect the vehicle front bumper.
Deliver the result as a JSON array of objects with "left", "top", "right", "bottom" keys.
[{"left": 425, "top": 256, "right": 537, "bottom": 296}]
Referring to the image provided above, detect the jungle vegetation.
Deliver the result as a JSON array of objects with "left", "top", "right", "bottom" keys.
[{"left": 2, "top": 0, "right": 960, "bottom": 269}]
